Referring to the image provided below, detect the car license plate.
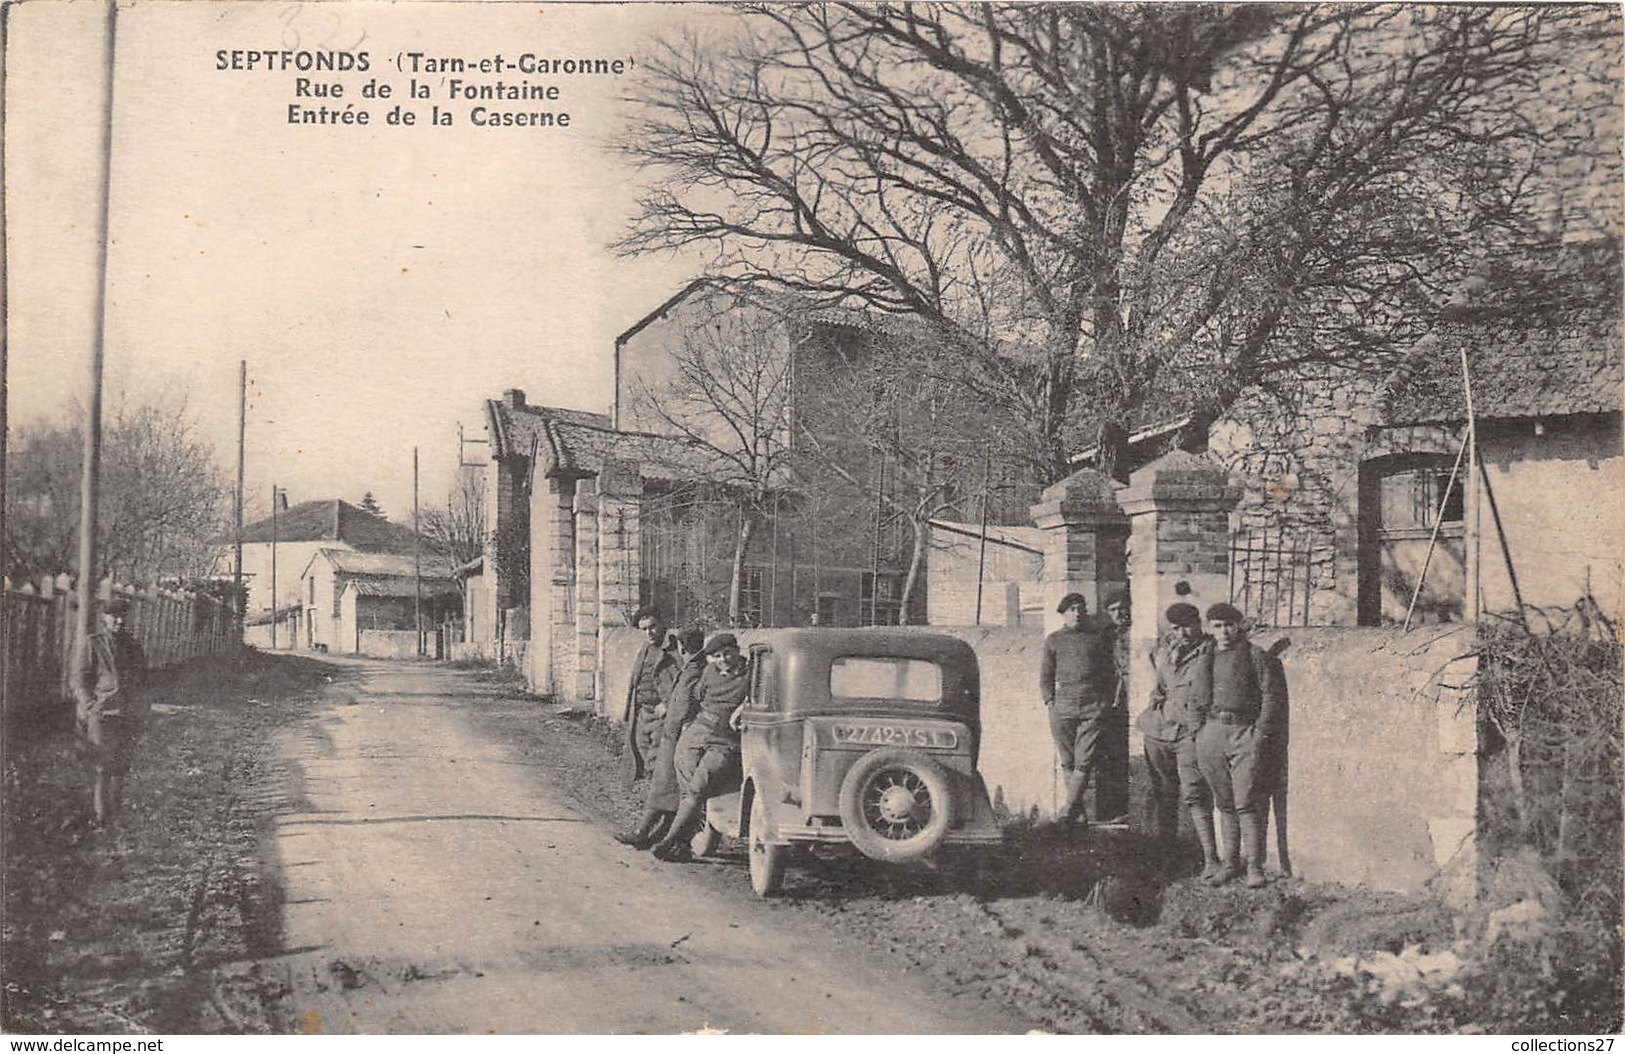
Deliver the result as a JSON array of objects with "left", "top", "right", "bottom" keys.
[{"left": 831, "top": 723, "right": 958, "bottom": 749}]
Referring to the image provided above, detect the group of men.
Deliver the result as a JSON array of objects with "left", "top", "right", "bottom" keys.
[
  {"left": 615, "top": 606, "right": 749, "bottom": 863},
  {"left": 1040, "top": 591, "right": 1288, "bottom": 888}
]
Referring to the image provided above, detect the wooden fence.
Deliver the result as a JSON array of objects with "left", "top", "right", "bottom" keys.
[{"left": 1, "top": 574, "right": 238, "bottom": 715}]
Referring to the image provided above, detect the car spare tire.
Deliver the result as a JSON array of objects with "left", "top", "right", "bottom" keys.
[{"left": 837, "top": 748, "right": 954, "bottom": 863}]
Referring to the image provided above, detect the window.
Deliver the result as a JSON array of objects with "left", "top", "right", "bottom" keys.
[
  {"left": 1358, "top": 453, "right": 1466, "bottom": 625},
  {"left": 859, "top": 573, "right": 901, "bottom": 626},
  {"left": 830, "top": 657, "right": 942, "bottom": 702},
  {"left": 740, "top": 569, "right": 764, "bottom": 627}
]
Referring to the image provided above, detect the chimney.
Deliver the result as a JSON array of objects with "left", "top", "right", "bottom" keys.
[{"left": 503, "top": 389, "right": 526, "bottom": 410}]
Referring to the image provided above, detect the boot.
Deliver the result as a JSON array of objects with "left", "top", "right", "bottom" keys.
[
  {"left": 1062, "top": 772, "right": 1090, "bottom": 831},
  {"left": 613, "top": 809, "right": 670, "bottom": 849},
  {"left": 1190, "top": 806, "right": 1222, "bottom": 881},
  {"left": 1208, "top": 810, "right": 1243, "bottom": 885},
  {"left": 1241, "top": 810, "right": 1269, "bottom": 888},
  {"left": 650, "top": 797, "right": 704, "bottom": 862}
]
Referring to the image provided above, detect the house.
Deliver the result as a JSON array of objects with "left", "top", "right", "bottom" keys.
[
  {"left": 1078, "top": 240, "right": 1623, "bottom": 628},
  {"left": 215, "top": 497, "right": 423, "bottom": 645},
  {"left": 299, "top": 549, "right": 459, "bottom": 655},
  {"left": 614, "top": 279, "right": 1036, "bottom": 628}
]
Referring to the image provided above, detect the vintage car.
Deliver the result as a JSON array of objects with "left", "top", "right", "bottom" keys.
[{"left": 697, "top": 628, "right": 1003, "bottom": 896}]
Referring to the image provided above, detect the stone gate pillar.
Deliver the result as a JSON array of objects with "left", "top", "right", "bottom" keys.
[
  {"left": 1118, "top": 451, "right": 1242, "bottom": 744},
  {"left": 572, "top": 478, "right": 601, "bottom": 704},
  {"left": 1028, "top": 467, "right": 1130, "bottom": 627},
  {"left": 596, "top": 460, "right": 643, "bottom": 716},
  {"left": 528, "top": 474, "right": 577, "bottom": 698}
]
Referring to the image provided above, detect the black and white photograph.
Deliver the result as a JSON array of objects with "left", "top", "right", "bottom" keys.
[{"left": 3, "top": 0, "right": 1621, "bottom": 1038}]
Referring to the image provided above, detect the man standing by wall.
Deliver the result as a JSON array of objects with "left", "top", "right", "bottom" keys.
[
  {"left": 1138, "top": 603, "right": 1218, "bottom": 876},
  {"left": 1098, "top": 589, "right": 1133, "bottom": 825},
  {"left": 1039, "top": 592, "right": 1114, "bottom": 830},
  {"left": 615, "top": 626, "right": 707, "bottom": 848},
  {"left": 76, "top": 596, "right": 148, "bottom": 824},
  {"left": 622, "top": 606, "right": 678, "bottom": 788},
  {"left": 1192, "top": 602, "right": 1289, "bottom": 887}
]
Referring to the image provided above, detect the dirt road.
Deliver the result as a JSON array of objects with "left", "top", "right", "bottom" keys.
[{"left": 270, "top": 659, "right": 1031, "bottom": 1034}]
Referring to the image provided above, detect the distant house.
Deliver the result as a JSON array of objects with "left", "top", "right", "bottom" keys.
[
  {"left": 299, "top": 549, "right": 458, "bottom": 655},
  {"left": 214, "top": 497, "right": 423, "bottom": 645}
]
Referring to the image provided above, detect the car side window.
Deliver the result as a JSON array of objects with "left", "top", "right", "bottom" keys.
[{"left": 748, "top": 646, "right": 774, "bottom": 710}]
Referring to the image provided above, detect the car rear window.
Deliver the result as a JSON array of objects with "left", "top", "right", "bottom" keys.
[{"left": 829, "top": 657, "right": 942, "bottom": 702}]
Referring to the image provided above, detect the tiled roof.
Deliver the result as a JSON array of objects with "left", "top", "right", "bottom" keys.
[
  {"left": 484, "top": 397, "right": 711, "bottom": 482},
  {"left": 1385, "top": 240, "right": 1622, "bottom": 424},
  {"left": 344, "top": 575, "right": 459, "bottom": 598},
  {"left": 238, "top": 500, "right": 421, "bottom": 552},
  {"left": 315, "top": 550, "right": 447, "bottom": 578}
]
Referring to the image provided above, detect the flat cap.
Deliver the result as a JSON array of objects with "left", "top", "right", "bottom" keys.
[
  {"left": 1205, "top": 602, "right": 1244, "bottom": 623},
  {"left": 702, "top": 631, "right": 740, "bottom": 656},
  {"left": 1164, "top": 602, "right": 1202, "bottom": 627}
]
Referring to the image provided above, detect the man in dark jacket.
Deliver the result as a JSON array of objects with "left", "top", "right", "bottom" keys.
[
  {"left": 1138, "top": 603, "right": 1218, "bottom": 875},
  {"left": 1096, "top": 588, "right": 1132, "bottom": 825},
  {"left": 615, "top": 626, "right": 706, "bottom": 849},
  {"left": 1191, "top": 602, "right": 1289, "bottom": 888},
  {"left": 622, "top": 606, "right": 678, "bottom": 787},
  {"left": 76, "top": 596, "right": 148, "bottom": 824},
  {"left": 1039, "top": 592, "right": 1114, "bottom": 828},
  {"left": 651, "top": 632, "right": 750, "bottom": 862}
]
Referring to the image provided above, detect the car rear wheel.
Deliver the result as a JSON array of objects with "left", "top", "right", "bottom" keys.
[
  {"left": 837, "top": 748, "right": 954, "bottom": 864},
  {"left": 748, "top": 791, "right": 786, "bottom": 897}
]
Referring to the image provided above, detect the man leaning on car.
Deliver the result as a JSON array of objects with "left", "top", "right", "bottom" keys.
[{"left": 650, "top": 632, "right": 750, "bottom": 863}]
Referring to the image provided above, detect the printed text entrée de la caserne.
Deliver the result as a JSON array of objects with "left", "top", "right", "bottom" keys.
[{"left": 214, "top": 48, "right": 631, "bottom": 129}]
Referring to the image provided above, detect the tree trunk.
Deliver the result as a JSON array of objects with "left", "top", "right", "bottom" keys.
[
  {"left": 728, "top": 510, "right": 758, "bottom": 626},
  {"left": 897, "top": 518, "right": 931, "bottom": 626}
]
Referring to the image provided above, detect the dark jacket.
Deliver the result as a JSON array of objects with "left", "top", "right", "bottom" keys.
[
  {"left": 1039, "top": 624, "right": 1112, "bottom": 708},
  {"left": 623, "top": 637, "right": 678, "bottom": 780},
  {"left": 1189, "top": 640, "right": 1289, "bottom": 741},
  {"left": 1138, "top": 633, "right": 1211, "bottom": 742}
]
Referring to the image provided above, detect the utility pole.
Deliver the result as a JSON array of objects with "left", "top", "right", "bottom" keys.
[
  {"left": 235, "top": 360, "right": 245, "bottom": 642},
  {"left": 975, "top": 454, "right": 991, "bottom": 626},
  {"left": 414, "top": 445, "right": 423, "bottom": 657},
  {"left": 71, "top": 0, "right": 119, "bottom": 824},
  {"left": 270, "top": 484, "right": 278, "bottom": 649}
]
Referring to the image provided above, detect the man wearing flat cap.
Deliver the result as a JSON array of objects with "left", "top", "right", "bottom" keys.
[
  {"left": 651, "top": 631, "right": 750, "bottom": 862},
  {"left": 1191, "top": 602, "right": 1289, "bottom": 888},
  {"left": 1039, "top": 592, "right": 1115, "bottom": 829},
  {"left": 76, "top": 595, "right": 148, "bottom": 823},
  {"left": 1138, "top": 602, "right": 1218, "bottom": 875}
]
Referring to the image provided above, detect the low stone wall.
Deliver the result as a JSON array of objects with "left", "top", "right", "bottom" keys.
[
  {"left": 1267, "top": 625, "right": 1477, "bottom": 896},
  {"left": 358, "top": 630, "right": 420, "bottom": 659},
  {"left": 594, "top": 622, "right": 1478, "bottom": 896},
  {"left": 449, "top": 639, "right": 530, "bottom": 668}
]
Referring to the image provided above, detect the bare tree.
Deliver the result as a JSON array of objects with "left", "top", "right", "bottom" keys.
[
  {"left": 796, "top": 323, "right": 1003, "bottom": 622},
  {"left": 421, "top": 465, "right": 486, "bottom": 577},
  {"left": 626, "top": 299, "right": 795, "bottom": 625},
  {"left": 618, "top": 4, "right": 1617, "bottom": 482},
  {"left": 5, "top": 392, "right": 229, "bottom": 584}
]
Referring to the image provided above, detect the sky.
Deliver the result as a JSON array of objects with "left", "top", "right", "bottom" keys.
[{"left": 5, "top": 0, "right": 716, "bottom": 525}]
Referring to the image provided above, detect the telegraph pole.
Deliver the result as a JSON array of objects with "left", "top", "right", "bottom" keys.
[
  {"left": 413, "top": 446, "right": 423, "bottom": 657},
  {"left": 270, "top": 485, "right": 278, "bottom": 649},
  {"left": 235, "top": 360, "right": 246, "bottom": 641},
  {"left": 72, "top": 0, "right": 119, "bottom": 693}
]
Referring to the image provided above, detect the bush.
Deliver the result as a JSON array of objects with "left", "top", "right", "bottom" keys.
[{"left": 1472, "top": 614, "right": 1622, "bottom": 1031}]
